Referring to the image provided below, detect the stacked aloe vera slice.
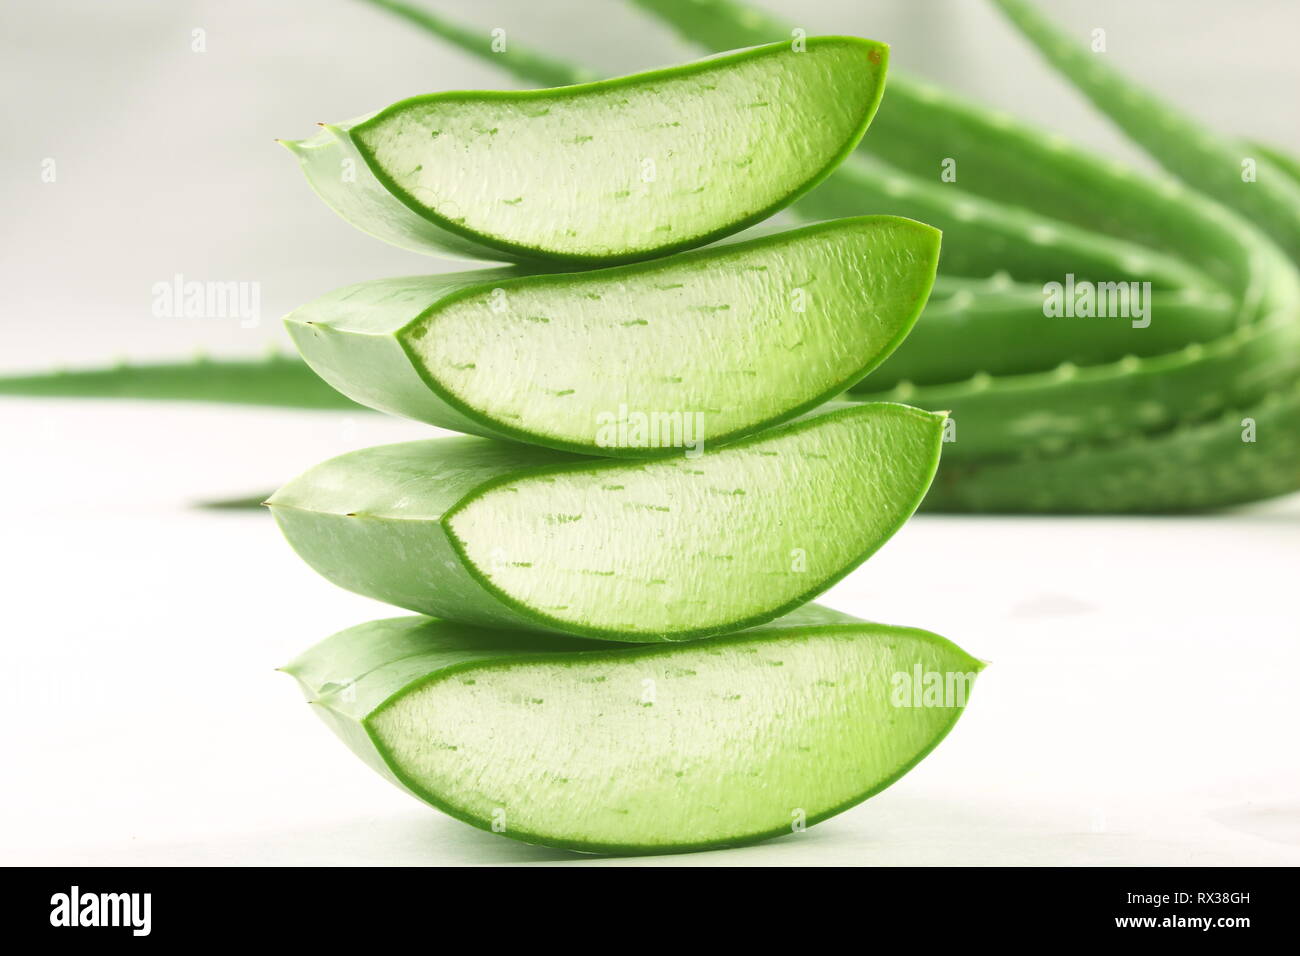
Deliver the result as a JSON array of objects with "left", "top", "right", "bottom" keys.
[{"left": 272, "top": 37, "right": 981, "bottom": 853}]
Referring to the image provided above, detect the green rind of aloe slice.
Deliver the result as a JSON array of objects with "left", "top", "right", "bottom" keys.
[
  {"left": 283, "top": 606, "right": 982, "bottom": 854},
  {"left": 285, "top": 216, "right": 940, "bottom": 455},
  {"left": 281, "top": 36, "right": 888, "bottom": 264},
  {"left": 267, "top": 402, "right": 945, "bottom": 642}
]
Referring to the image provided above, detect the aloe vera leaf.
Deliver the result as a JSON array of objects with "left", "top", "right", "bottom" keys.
[
  {"left": 795, "top": 156, "right": 1206, "bottom": 289},
  {"left": 990, "top": 0, "right": 1300, "bottom": 264},
  {"left": 870, "top": 281, "right": 1239, "bottom": 388},
  {"left": 628, "top": 0, "right": 780, "bottom": 55},
  {"left": 356, "top": 0, "right": 598, "bottom": 88},
  {"left": 283, "top": 606, "right": 981, "bottom": 853},
  {"left": 0, "top": 353, "right": 358, "bottom": 410},
  {"left": 286, "top": 216, "right": 940, "bottom": 454},
  {"left": 872, "top": 81, "right": 1269, "bottom": 281},
  {"left": 863, "top": 75, "right": 1299, "bottom": 333},
  {"left": 852, "top": 204, "right": 1300, "bottom": 459},
  {"left": 926, "top": 377, "right": 1300, "bottom": 513},
  {"left": 268, "top": 402, "right": 945, "bottom": 642},
  {"left": 355, "top": 0, "right": 590, "bottom": 88},
  {"left": 863, "top": 309, "right": 1300, "bottom": 462},
  {"left": 283, "top": 37, "right": 889, "bottom": 264},
  {"left": 1249, "top": 142, "right": 1300, "bottom": 191}
]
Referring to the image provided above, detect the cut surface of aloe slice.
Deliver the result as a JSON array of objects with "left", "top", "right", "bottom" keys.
[
  {"left": 284, "top": 606, "right": 981, "bottom": 854},
  {"left": 268, "top": 402, "right": 944, "bottom": 641},
  {"left": 285, "top": 216, "right": 939, "bottom": 454},
  {"left": 281, "top": 37, "right": 888, "bottom": 263}
]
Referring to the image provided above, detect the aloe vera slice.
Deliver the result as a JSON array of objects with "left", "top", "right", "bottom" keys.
[
  {"left": 282, "top": 37, "right": 888, "bottom": 264},
  {"left": 285, "top": 217, "right": 939, "bottom": 454},
  {"left": 284, "top": 606, "right": 982, "bottom": 853},
  {"left": 267, "top": 402, "right": 944, "bottom": 641},
  {"left": 377, "top": 0, "right": 1210, "bottom": 292}
]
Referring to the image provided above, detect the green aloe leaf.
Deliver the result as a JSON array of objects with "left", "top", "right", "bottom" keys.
[
  {"left": 867, "top": 311, "right": 1300, "bottom": 462},
  {"left": 281, "top": 37, "right": 888, "bottom": 264},
  {"left": 795, "top": 156, "right": 1209, "bottom": 288},
  {"left": 871, "top": 277, "right": 1237, "bottom": 387},
  {"left": 0, "top": 353, "right": 357, "bottom": 410},
  {"left": 990, "top": 0, "right": 1300, "bottom": 264},
  {"left": 286, "top": 216, "right": 940, "bottom": 454},
  {"left": 926, "top": 376, "right": 1300, "bottom": 513},
  {"left": 268, "top": 402, "right": 945, "bottom": 641},
  {"left": 1249, "top": 142, "right": 1300, "bottom": 191},
  {"left": 358, "top": 0, "right": 598, "bottom": 88},
  {"left": 284, "top": 606, "right": 982, "bottom": 853}
]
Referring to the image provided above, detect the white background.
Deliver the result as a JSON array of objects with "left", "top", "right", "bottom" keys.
[{"left": 1, "top": 0, "right": 1298, "bottom": 865}]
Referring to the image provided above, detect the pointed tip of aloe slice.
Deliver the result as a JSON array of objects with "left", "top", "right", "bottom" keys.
[{"left": 316, "top": 123, "right": 349, "bottom": 144}]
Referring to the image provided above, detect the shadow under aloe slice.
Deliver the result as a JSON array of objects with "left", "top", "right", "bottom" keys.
[
  {"left": 267, "top": 402, "right": 945, "bottom": 642},
  {"left": 284, "top": 216, "right": 940, "bottom": 455},
  {"left": 283, "top": 606, "right": 982, "bottom": 854},
  {"left": 280, "top": 36, "right": 888, "bottom": 264}
]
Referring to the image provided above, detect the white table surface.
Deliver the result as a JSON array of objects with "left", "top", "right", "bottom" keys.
[{"left": 2, "top": 399, "right": 1297, "bottom": 867}]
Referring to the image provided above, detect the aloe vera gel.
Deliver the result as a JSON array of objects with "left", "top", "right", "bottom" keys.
[
  {"left": 286, "top": 609, "right": 982, "bottom": 853},
  {"left": 269, "top": 403, "right": 944, "bottom": 640},
  {"left": 272, "top": 33, "right": 978, "bottom": 854},
  {"left": 285, "top": 217, "right": 939, "bottom": 453},
  {"left": 284, "top": 38, "right": 888, "bottom": 263}
]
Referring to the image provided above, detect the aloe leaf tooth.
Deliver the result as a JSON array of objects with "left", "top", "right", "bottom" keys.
[
  {"left": 284, "top": 216, "right": 940, "bottom": 454},
  {"left": 284, "top": 607, "right": 983, "bottom": 853}
]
